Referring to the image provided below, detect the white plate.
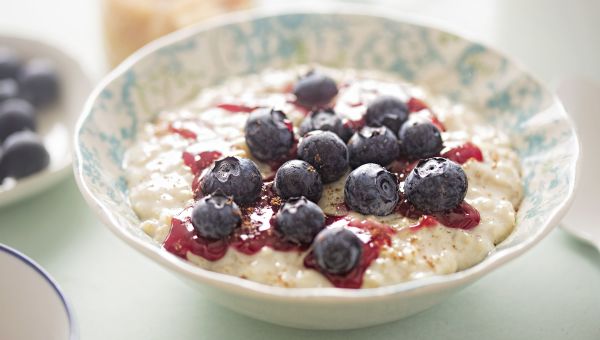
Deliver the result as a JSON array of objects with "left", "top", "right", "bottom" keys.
[
  {"left": 558, "top": 77, "right": 600, "bottom": 250},
  {"left": 0, "top": 244, "right": 77, "bottom": 340},
  {"left": 0, "top": 35, "right": 92, "bottom": 207}
]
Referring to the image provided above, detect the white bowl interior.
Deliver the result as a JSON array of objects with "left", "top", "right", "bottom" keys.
[
  {"left": 0, "top": 245, "right": 74, "bottom": 340},
  {"left": 0, "top": 35, "right": 92, "bottom": 207}
]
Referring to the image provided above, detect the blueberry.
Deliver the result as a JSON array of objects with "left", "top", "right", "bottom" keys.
[
  {"left": 274, "top": 160, "right": 323, "bottom": 202},
  {"left": 347, "top": 126, "right": 399, "bottom": 168},
  {"left": 0, "top": 79, "right": 19, "bottom": 104},
  {"left": 0, "top": 47, "right": 21, "bottom": 79},
  {"left": 244, "top": 108, "right": 294, "bottom": 162},
  {"left": 313, "top": 226, "right": 363, "bottom": 275},
  {"left": 297, "top": 130, "right": 349, "bottom": 183},
  {"left": 405, "top": 157, "right": 468, "bottom": 213},
  {"left": 275, "top": 197, "right": 325, "bottom": 244},
  {"left": 191, "top": 193, "right": 242, "bottom": 240},
  {"left": 299, "top": 108, "right": 352, "bottom": 142},
  {"left": 201, "top": 156, "right": 263, "bottom": 205},
  {"left": 18, "top": 58, "right": 60, "bottom": 107},
  {"left": 397, "top": 116, "right": 443, "bottom": 159},
  {"left": 365, "top": 96, "right": 409, "bottom": 133},
  {"left": 0, "top": 131, "right": 49, "bottom": 179},
  {"left": 0, "top": 98, "right": 36, "bottom": 142},
  {"left": 344, "top": 163, "right": 399, "bottom": 216},
  {"left": 293, "top": 72, "right": 338, "bottom": 108}
]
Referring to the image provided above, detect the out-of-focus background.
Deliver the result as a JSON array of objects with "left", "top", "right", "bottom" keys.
[
  {"left": 0, "top": 0, "right": 599, "bottom": 339},
  {"left": 1, "top": 0, "right": 598, "bottom": 84}
]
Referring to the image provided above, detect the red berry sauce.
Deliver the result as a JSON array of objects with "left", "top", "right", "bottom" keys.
[
  {"left": 182, "top": 150, "right": 222, "bottom": 176},
  {"left": 303, "top": 217, "right": 396, "bottom": 289},
  {"left": 342, "top": 115, "right": 366, "bottom": 132},
  {"left": 168, "top": 121, "right": 199, "bottom": 140},
  {"left": 164, "top": 182, "right": 306, "bottom": 261},
  {"left": 216, "top": 103, "right": 258, "bottom": 113},
  {"left": 396, "top": 191, "right": 481, "bottom": 232},
  {"left": 407, "top": 97, "right": 446, "bottom": 132},
  {"left": 181, "top": 149, "right": 223, "bottom": 196},
  {"left": 408, "top": 215, "right": 438, "bottom": 231},
  {"left": 407, "top": 97, "right": 428, "bottom": 113},
  {"left": 442, "top": 142, "right": 484, "bottom": 164}
]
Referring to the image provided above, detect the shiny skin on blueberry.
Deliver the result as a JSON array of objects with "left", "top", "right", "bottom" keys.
[
  {"left": 201, "top": 156, "right": 263, "bottom": 205},
  {"left": 347, "top": 126, "right": 399, "bottom": 169},
  {"left": 293, "top": 71, "right": 338, "bottom": 108},
  {"left": 344, "top": 163, "right": 399, "bottom": 216},
  {"left": 0, "top": 79, "right": 19, "bottom": 104},
  {"left": 191, "top": 193, "right": 242, "bottom": 240},
  {"left": 405, "top": 157, "right": 468, "bottom": 213},
  {"left": 18, "top": 58, "right": 60, "bottom": 107},
  {"left": 0, "top": 130, "right": 49, "bottom": 179},
  {"left": 0, "top": 47, "right": 21, "bottom": 79},
  {"left": 275, "top": 197, "right": 325, "bottom": 244},
  {"left": 297, "top": 130, "right": 349, "bottom": 184},
  {"left": 244, "top": 108, "right": 294, "bottom": 162},
  {"left": 274, "top": 160, "right": 323, "bottom": 202},
  {"left": 299, "top": 108, "right": 352, "bottom": 142},
  {"left": 313, "top": 226, "right": 363, "bottom": 275},
  {"left": 397, "top": 115, "right": 443, "bottom": 159},
  {"left": 365, "top": 96, "right": 409, "bottom": 133},
  {"left": 0, "top": 98, "right": 36, "bottom": 142}
]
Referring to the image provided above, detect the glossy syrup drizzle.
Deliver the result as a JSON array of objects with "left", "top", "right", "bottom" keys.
[
  {"left": 303, "top": 217, "right": 396, "bottom": 289},
  {"left": 164, "top": 183, "right": 306, "bottom": 262}
]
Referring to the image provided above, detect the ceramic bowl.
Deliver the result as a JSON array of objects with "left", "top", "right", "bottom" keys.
[
  {"left": 0, "top": 244, "right": 77, "bottom": 340},
  {"left": 73, "top": 6, "right": 579, "bottom": 330},
  {"left": 0, "top": 35, "right": 93, "bottom": 207}
]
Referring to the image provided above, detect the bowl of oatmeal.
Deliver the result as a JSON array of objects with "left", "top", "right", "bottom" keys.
[{"left": 74, "top": 7, "right": 579, "bottom": 329}]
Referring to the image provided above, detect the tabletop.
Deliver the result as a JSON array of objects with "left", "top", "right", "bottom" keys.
[{"left": 0, "top": 0, "right": 599, "bottom": 339}]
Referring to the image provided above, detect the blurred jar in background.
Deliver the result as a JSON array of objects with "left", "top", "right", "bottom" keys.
[{"left": 102, "top": 0, "right": 251, "bottom": 67}]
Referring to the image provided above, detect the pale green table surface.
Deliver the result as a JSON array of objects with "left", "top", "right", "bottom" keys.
[
  {"left": 1, "top": 178, "right": 599, "bottom": 339},
  {"left": 1, "top": 0, "right": 600, "bottom": 339}
]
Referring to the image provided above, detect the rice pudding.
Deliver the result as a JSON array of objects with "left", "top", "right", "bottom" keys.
[{"left": 124, "top": 66, "right": 522, "bottom": 288}]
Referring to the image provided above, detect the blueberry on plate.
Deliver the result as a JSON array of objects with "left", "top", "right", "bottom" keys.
[
  {"left": 0, "top": 130, "right": 49, "bottom": 179},
  {"left": 297, "top": 130, "right": 349, "bottom": 184},
  {"left": 201, "top": 156, "right": 263, "bottom": 205},
  {"left": 365, "top": 96, "right": 409, "bottom": 133},
  {"left": 347, "top": 126, "right": 399, "bottom": 168},
  {"left": 0, "top": 98, "right": 36, "bottom": 142},
  {"left": 299, "top": 108, "right": 352, "bottom": 142},
  {"left": 344, "top": 163, "right": 399, "bottom": 216},
  {"left": 293, "top": 71, "right": 338, "bottom": 108},
  {"left": 397, "top": 115, "right": 443, "bottom": 159},
  {"left": 275, "top": 197, "right": 325, "bottom": 244},
  {"left": 405, "top": 157, "right": 468, "bottom": 213},
  {"left": 0, "top": 47, "right": 21, "bottom": 79},
  {"left": 274, "top": 160, "right": 323, "bottom": 202},
  {"left": 244, "top": 108, "right": 294, "bottom": 162},
  {"left": 0, "top": 79, "right": 19, "bottom": 104},
  {"left": 313, "top": 226, "right": 363, "bottom": 275},
  {"left": 191, "top": 193, "right": 242, "bottom": 240},
  {"left": 18, "top": 58, "right": 60, "bottom": 107}
]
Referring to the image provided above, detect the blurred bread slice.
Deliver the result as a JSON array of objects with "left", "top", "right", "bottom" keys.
[{"left": 103, "top": 0, "right": 250, "bottom": 67}]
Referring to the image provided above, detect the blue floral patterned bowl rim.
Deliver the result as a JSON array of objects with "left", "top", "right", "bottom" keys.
[
  {"left": 73, "top": 4, "right": 580, "bottom": 301},
  {"left": 0, "top": 243, "right": 78, "bottom": 339}
]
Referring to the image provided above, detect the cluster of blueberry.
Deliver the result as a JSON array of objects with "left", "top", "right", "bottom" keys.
[
  {"left": 188, "top": 71, "right": 469, "bottom": 277},
  {"left": 0, "top": 46, "right": 60, "bottom": 182}
]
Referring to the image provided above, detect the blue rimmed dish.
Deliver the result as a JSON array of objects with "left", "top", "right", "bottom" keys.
[
  {"left": 73, "top": 5, "right": 579, "bottom": 329},
  {"left": 0, "top": 243, "right": 77, "bottom": 340}
]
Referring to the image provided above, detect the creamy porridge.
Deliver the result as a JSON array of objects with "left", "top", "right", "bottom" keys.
[{"left": 124, "top": 66, "right": 522, "bottom": 288}]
